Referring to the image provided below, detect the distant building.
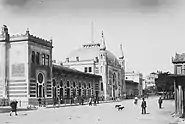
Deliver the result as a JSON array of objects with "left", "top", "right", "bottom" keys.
[
  {"left": 145, "top": 73, "right": 157, "bottom": 88},
  {"left": 125, "top": 71, "right": 143, "bottom": 97},
  {"left": 63, "top": 31, "right": 126, "bottom": 100}
]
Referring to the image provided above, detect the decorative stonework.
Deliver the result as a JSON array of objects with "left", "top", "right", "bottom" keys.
[{"left": 172, "top": 53, "right": 185, "bottom": 63}]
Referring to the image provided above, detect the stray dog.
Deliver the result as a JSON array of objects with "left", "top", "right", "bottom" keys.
[
  {"left": 115, "top": 104, "right": 121, "bottom": 108},
  {"left": 118, "top": 106, "right": 125, "bottom": 111}
]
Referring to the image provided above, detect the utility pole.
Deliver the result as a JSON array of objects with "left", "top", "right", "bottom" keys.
[{"left": 1, "top": 25, "right": 10, "bottom": 101}]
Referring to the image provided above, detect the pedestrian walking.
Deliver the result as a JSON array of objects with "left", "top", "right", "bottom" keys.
[
  {"left": 134, "top": 96, "right": 138, "bottom": 105},
  {"left": 141, "top": 98, "right": 147, "bottom": 114},
  {"left": 58, "top": 97, "right": 61, "bottom": 107},
  {"left": 74, "top": 96, "right": 77, "bottom": 105},
  {"left": 10, "top": 100, "right": 18, "bottom": 116},
  {"left": 89, "top": 97, "right": 92, "bottom": 106},
  {"left": 38, "top": 97, "right": 42, "bottom": 107},
  {"left": 158, "top": 97, "right": 163, "bottom": 109},
  {"left": 93, "top": 98, "right": 97, "bottom": 106},
  {"left": 81, "top": 97, "right": 84, "bottom": 105}
]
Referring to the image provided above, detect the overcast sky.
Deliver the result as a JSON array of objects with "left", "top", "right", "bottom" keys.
[{"left": 0, "top": 0, "right": 185, "bottom": 76}]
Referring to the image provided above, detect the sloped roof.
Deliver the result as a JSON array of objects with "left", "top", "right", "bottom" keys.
[{"left": 52, "top": 64, "right": 101, "bottom": 78}]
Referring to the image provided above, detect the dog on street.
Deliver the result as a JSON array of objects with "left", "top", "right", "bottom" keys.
[
  {"left": 115, "top": 104, "right": 121, "bottom": 108},
  {"left": 118, "top": 106, "right": 125, "bottom": 111}
]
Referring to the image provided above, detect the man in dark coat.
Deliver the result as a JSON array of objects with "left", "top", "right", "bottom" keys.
[
  {"left": 158, "top": 97, "right": 163, "bottom": 109},
  {"left": 10, "top": 100, "right": 18, "bottom": 116},
  {"left": 141, "top": 98, "right": 147, "bottom": 114}
]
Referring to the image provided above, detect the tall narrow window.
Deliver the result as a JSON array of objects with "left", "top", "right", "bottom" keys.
[
  {"left": 31, "top": 51, "right": 35, "bottom": 63},
  {"left": 42, "top": 53, "right": 45, "bottom": 65},
  {"left": 45, "top": 54, "right": 49, "bottom": 66},
  {"left": 101, "top": 82, "right": 103, "bottom": 91},
  {"left": 36, "top": 52, "right": 40, "bottom": 65},
  {"left": 67, "top": 81, "right": 70, "bottom": 87},
  {"left": 79, "top": 82, "right": 81, "bottom": 88},
  {"left": 95, "top": 57, "right": 99, "bottom": 62},
  {"left": 84, "top": 67, "right": 88, "bottom": 72},
  {"left": 89, "top": 67, "right": 92, "bottom": 72},
  {"left": 60, "top": 80, "right": 63, "bottom": 87},
  {"left": 100, "top": 66, "right": 103, "bottom": 73},
  {"left": 76, "top": 57, "right": 79, "bottom": 62},
  {"left": 177, "top": 66, "right": 182, "bottom": 75},
  {"left": 73, "top": 82, "right": 76, "bottom": 87}
]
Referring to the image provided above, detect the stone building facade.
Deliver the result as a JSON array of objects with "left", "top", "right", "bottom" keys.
[
  {"left": 52, "top": 64, "right": 101, "bottom": 103},
  {"left": 63, "top": 31, "right": 126, "bottom": 100},
  {"left": 0, "top": 26, "right": 53, "bottom": 106},
  {"left": 125, "top": 71, "right": 143, "bottom": 98},
  {"left": 172, "top": 53, "right": 185, "bottom": 117},
  {"left": 0, "top": 25, "right": 102, "bottom": 107}
]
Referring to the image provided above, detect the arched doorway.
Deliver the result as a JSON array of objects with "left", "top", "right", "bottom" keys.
[
  {"left": 37, "top": 73, "right": 45, "bottom": 98},
  {"left": 66, "top": 88, "right": 70, "bottom": 99},
  {"left": 59, "top": 80, "right": 63, "bottom": 100},
  {"left": 112, "top": 73, "right": 116, "bottom": 99},
  {"left": 52, "top": 79, "right": 57, "bottom": 99}
]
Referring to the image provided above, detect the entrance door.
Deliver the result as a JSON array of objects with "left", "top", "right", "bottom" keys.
[
  {"left": 38, "top": 85, "right": 42, "bottom": 97},
  {"left": 66, "top": 88, "right": 70, "bottom": 99},
  {"left": 60, "top": 88, "right": 63, "bottom": 99}
]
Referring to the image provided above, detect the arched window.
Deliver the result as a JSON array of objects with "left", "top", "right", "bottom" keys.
[
  {"left": 53, "top": 79, "right": 56, "bottom": 87},
  {"left": 113, "top": 73, "right": 117, "bottom": 89},
  {"left": 79, "top": 82, "right": 81, "bottom": 88},
  {"left": 36, "top": 52, "right": 40, "bottom": 65},
  {"left": 38, "top": 73, "right": 44, "bottom": 84},
  {"left": 101, "top": 82, "right": 103, "bottom": 91},
  {"left": 67, "top": 81, "right": 70, "bottom": 87},
  {"left": 84, "top": 83, "right": 86, "bottom": 88},
  {"left": 45, "top": 54, "right": 49, "bottom": 66},
  {"left": 73, "top": 82, "right": 76, "bottom": 87},
  {"left": 113, "top": 73, "right": 116, "bottom": 85},
  {"left": 60, "top": 80, "right": 63, "bottom": 87},
  {"left": 42, "top": 53, "right": 45, "bottom": 65},
  {"left": 31, "top": 51, "right": 35, "bottom": 63}
]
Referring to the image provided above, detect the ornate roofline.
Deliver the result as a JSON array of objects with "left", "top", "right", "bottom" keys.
[
  {"left": 83, "top": 43, "right": 100, "bottom": 48},
  {"left": 9, "top": 30, "right": 53, "bottom": 48},
  {"left": 172, "top": 53, "right": 185, "bottom": 64}
]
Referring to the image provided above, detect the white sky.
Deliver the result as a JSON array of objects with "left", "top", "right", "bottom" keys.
[{"left": 0, "top": 0, "right": 185, "bottom": 76}]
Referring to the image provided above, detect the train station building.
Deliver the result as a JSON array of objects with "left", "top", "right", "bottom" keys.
[{"left": 0, "top": 25, "right": 101, "bottom": 107}]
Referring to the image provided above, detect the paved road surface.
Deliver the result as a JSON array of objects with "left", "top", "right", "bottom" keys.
[{"left": 0, "top": 96, "right": 175, "bottom": 124}]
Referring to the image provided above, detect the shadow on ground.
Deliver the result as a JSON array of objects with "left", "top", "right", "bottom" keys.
[
  {"left": 46, "top": 104, "right": 89, "bottom": 109},
  {"left": 0, "top": 107, "right": 37, "bottom": 113}
]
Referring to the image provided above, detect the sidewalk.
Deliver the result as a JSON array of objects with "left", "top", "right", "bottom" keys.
[
  {"left": 169, "top": 114, "right": 185, "bottom": 124},
  {"left": 0, "top": 106, "right": 37, "bottom": 114},
  {"left": 45, "top": 100, "right": 118, "bottom": 108}
]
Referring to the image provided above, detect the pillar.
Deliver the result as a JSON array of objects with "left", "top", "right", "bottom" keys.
[
  {"left": 174, "top": 80, "right": 177, "bottom": 114},
  {"left": 182, "top": 86, "right": 185, "bottom": 117},
  {"left": 179, "top": 85, "right": 183, "bottom": 115},
  {"left": 177, "top": 86, "right": 179, "bottom": 114}
]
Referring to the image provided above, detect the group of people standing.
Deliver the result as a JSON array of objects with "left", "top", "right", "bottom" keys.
[{"left": 134, "top": 96, "right": 163, "bottom": 114}]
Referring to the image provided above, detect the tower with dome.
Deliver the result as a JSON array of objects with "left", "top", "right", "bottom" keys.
[{"left": 63, "top": 31, "right": 126, "bottom": 100}]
